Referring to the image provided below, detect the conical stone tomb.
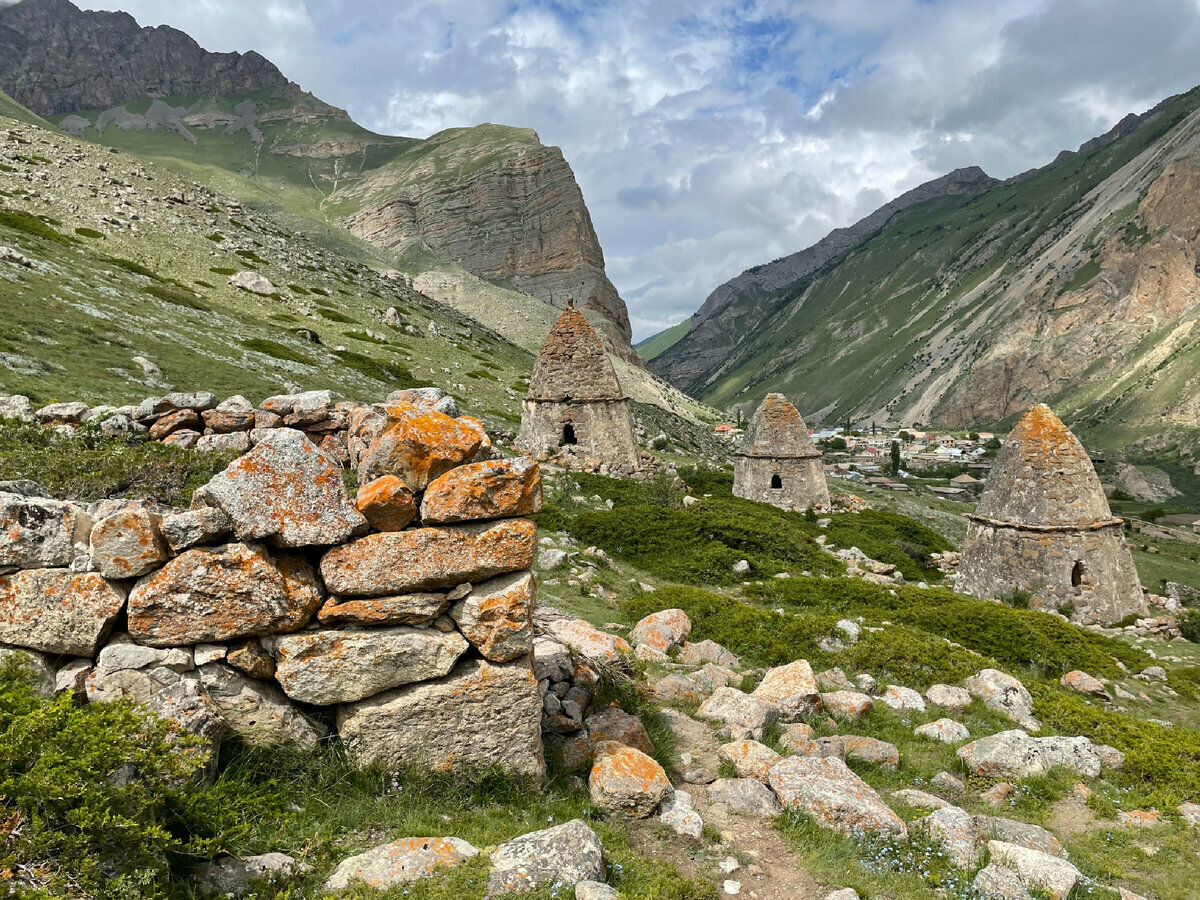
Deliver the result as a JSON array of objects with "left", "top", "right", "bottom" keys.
[
  {"left": 516, "top": 303, "right": 640, "bottom": 472},
  {"left": 733, "top": 393, "right": 830, "bottom": 511},
  {"left": 956, "top": 404, "right": 1145, "bottom": 625}
]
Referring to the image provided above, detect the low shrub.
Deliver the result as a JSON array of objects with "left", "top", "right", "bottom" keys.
[
  {"left": 102, "top": 256, "right": 161, "bottom": 280},
  {"left": 0, "top": 421, "right": 237, "bottom": 505},
  {"left": 73, "top": 227, "right": 106, "bottom": 239},
  {"left": 0, "top": 209, "right": 72, "bottom": 244},
  {"left": 316, "top": 307, "right": 357, "bottom": 324},
  {"left": 332, "top": 349, "right": 433, "bottom": 388},
  {"left": 141, "top": 283, "right": 208, "bottom": 311},
  {"left": 241, "top": 338, "right": 314, "bottom": 366}
]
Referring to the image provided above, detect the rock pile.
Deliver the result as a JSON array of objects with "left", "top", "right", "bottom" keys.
[{"left": 0, "top": 391, "right": 547, "bottom": 775}]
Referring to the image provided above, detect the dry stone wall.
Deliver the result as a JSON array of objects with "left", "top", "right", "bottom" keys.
[{"left": 0, "top": 386, "right": 548, "bottom": 776}]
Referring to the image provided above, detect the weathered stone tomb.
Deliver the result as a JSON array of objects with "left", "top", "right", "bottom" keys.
[{"left": 733, "top": 393, "right": 830, "bottom": 511}]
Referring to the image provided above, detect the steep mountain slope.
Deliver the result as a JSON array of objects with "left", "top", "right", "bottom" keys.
[
  {"left": 0, "top": 0, "right": 639, "bottom": 363},
  {"left": 636, "top": 318, "right": 690, "bottom": 361},
  {"left": 657, "top": 88, "right": 1200, "bottom": 457}
]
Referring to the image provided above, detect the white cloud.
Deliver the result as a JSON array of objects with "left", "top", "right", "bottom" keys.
[{"left": 80, "top": 0, "right": 1200, "bottom": 338}]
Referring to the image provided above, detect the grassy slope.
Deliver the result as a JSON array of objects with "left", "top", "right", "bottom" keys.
[
  {"left": 689, "top": 88, "right": 1200, "bottom": 448},
  {"left": 0, "top": 90, "right": 54, "bottom": 129},
  {"left": 636, "top": 318, "right": 691, "bottom": 361}
]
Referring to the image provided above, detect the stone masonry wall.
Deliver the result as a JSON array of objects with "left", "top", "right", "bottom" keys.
[
  {"left": 957, "top": 520, "right": 1147, "bottom": 626},
  {"left": 0, "top": 387, "right": 548, "bottom": 776},
  {"left": 732, "top": 455, "right": 830, "bottom": 512},
  {"left": 517, "top": 398, "right": 641, "bottom": 474}
]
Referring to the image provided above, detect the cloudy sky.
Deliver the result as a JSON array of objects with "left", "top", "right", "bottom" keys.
[{"left": 80, "top": 0, "right": 1200, "bottom": 340}]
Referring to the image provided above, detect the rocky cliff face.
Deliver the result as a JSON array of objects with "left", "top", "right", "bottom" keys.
[
  {"left": 652, "top": 167, "right": 999, "bottom": 386},
  {"left": 338, "top": 126, "right": 637, "bottom": 361},
  {"left": 0, "top": 0, "right": 294, "bottom": 115}
]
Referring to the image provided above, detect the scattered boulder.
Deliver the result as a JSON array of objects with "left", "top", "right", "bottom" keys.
[
  {"left": 194, "top": 852, "right": 309, "bottom": 897},
  {"left": 576, "top": 882, "right": 620, "bottom": 900},
  {"left": 751, "top": 659, "right": 822, "bottom": 720},
  {"left": 0, "top": 570, "right": 125, "bottom": 656},
  {"left": 986, "top": 840, "right": 1081, "bottom": 900},
  {"left": 588, "top": 740, "right": 672, "bottom": 817},
  {"left": 128, "top": 543, "right": 322, "bottom": 647},
  {"left": 957, "top": 730, "right": 1049, "bottom": 779},
  {"left": 972, "top": 863, "right": 1033, "bottom": 900},
  {"left": 338, "top": 656, "right": 545, "bottom": 776},
  {"left": 717, "top": 739, "right": 781, "bottom": 783},
  {"left": 879, "top": 684, "right": 925, "bottom": 711},
  {"left": 658, "top": 790, "right": 704, "bottom": 838},
  {"left": 914, "top": 718, "right": 970, "bottom": 744},
  {"left": 891, "top": 789, "right": 952, "bottom": 811},
  {"left": 630, "top": 608, "right": 692, "bottom": 653},
  {"left": 1060, "top": 670, "right": 1111, "bottom": 701},
  {"left": 324, "top": 836, "right": 478, "bottom": 891},
  {"left": 919, "top": 805, "right": 985, "bottom": 869},
  {"left": 965, "top": 669, "right": 1040, "bottom": 730},
  {"left": 707, "top": 777, "right": 782, "bottom": 818},
  {"left": 979, "top": 817, "right": 1065, "bottom": 857},
  {"left": 821, "top": 691, "right": 873, "bottom": 721},
  {"left": 925, "top": 683, "right": 972, "bottom": 712},
  {"left": 842, "top": 735, "right": 899, "bottom": 770},
  {"left": 198, "top": 429, "right": 366, "bottom": 548},
  {"left": 264, "top": 627, "right": 467, "bottom": 705},
  {"left": 228, "top": 270, "right": 276, "bottom": 295},
  {"left": 768, "top": 756, "right": 907, "bottom": 839},
  {"left": 1117, "top": 809, "right": 1162, "bottom": 828},
  {"left": 679, "top": 639, "right": 739, "bottom": 667},
  {"left": 487, "top": 819, "right": 605, "bottom": 897},
  {"left": 320, "top": 519, "right": 536, "bottom": 595},
  {"left": 698, "top": 687, "right": 778, "bottom": 740},
  {"left": 540, "top": 616, "right": 631, "bottom": 663}
]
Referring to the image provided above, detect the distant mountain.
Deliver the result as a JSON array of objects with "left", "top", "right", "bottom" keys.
[
  {"left": 654, "top": 88, "right": 1200, "bottom": 458},
  {"left": 0, "top": 0, "right": 639, "bottom": 362}
]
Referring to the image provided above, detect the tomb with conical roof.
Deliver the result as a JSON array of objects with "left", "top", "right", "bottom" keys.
[
  {"left": 956, "top": 403, "right": 1145, "bottom": 625},
  {"left": 516, "top": 302, "right": 640, "bottom": 471},
  {"left": 733, "top": 393, "right": 830, "bottom": 511}
]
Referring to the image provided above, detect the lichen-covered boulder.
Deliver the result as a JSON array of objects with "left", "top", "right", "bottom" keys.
[
  {"left": 717, "top": 739, "right": 781, "bottom": 783},
  {"left": 658, "top": 790, "right": 704, "bottom": 838},
  {"left": 768, "top": 756, "right": 907, "bottom": 839},
  {"left": 679, "top": 639, "right": 740, "bottom": 667},
  {"left": 338, "top": 656, "right": 545, "bottom": 775},
  {"left": 541, "top": 616, "right": 631, "bottom": 662},
  {"left": 194, "top": 852, "right": 309, "bottom": 897},
  {"left": 320, "top": 519, "right": 537, "bottom": 596},
  {"left": 588, "top": 740, "right": 672, "bottom": 817},
  {"left": 449, "top": 571, "right": 535, "bottom": 662},
  {"left": 201, "top": 395, "right": 256, "bottom": 434},
  {"left": 630, "top": 608, "right": 691, "bottom": 653},
  {"left": 706, "top": 777, "right": 782, "bottom": 817},
  {"left": 487, "top": 819, "right": 605, "bottom": 897},
  {"left": 0, "top": 570, "right": 125, "bottom": 656},
  {"left": 957, "top": 730, "right": 1049, "bottom": 779},
  {"left": 880, "top": 684, "right": 926, "bottom": 711},
  {"left": 225, "top": 639, "right": 275, "bottom": 679},
  {"left": 355, "top": 475, "right": 417, "bottom": 532},
  {"left": 821, "top": 691, "right": 873, "bottom": 721},
  {"left": 925, "top": 684, "right": 972, "bottom": 712},
  {"left": 359, "top": 405, "right": 484, "bottom": 490},
  {"left": 919, "top": 806, "right": 985, "bottom": 869},
  {"left": 0, "top": 491, "right": 90, "bottom": 570},
  {"left": 317, "top": 592, "right": 451, "bottom": 626},
  {"left": 264, "top": 627, "right": 467, "bottom": 705},
  {"left": 127, "top": 543, "right": 322, "bottom": 647},
  {"left": 421, "top": 458, "right": 543, "bottom": 524},
  {"left": 89, "top": 503, "right": 168, "bottom": 578},
  {"left": 325, "top": 836, "right": 478, "bottom": 891},
  {"left": 160, "top": 507, "right": 233, "bottom": 553},
  {"left": 751, "top": 659, "right": 822, "bottom": 720},
  {"left": 987, "top": 841, "right": 1081, "bottom": 900},
  {"left": 1060, "top": 670, "right": 1111, "bottom": 701},
  {"left": 198, "top": 429, "right": 366, "bottom": 548},
  {"left": 198, "top": 662, "right": 326, "bottom": 748},
  {"left": 698, "top": 687, "right": 778, "bottom": 740},
  {"left": 915, "top": 718, "right": 971, "bottom": 744},
  {"left": 965, "top": 669, "right": 1040, "bottom": 730},
  {"left": 842, "top": 735, "right": 900, "bottom": 770}
]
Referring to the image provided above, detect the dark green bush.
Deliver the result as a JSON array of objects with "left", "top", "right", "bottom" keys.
[
  {"left": 241, "top": 338, "right": 314, "bottom": 366},
  {"left": 0, "top": 421, "right": 236, "bottom": 505},
  {"left": 141, "top": 283, "right": 208, "bottom": 311},
  {"left": 209, "top": 266, "right": 237, "bottom": 276},
  {"left": 316, "top": 307, "right": 357, "bottom": 324},
  {"left": 74, "top": 227, "right": 106, "bottom": 239},
  {"left": 102, "top": 256, "right": 161, "bottom": 280},
  {"left": 0, "top": 660, "right": 213, "bottom": 897},
  {"left": 0, "top": 209, "right": 72, "bottom": 244}
]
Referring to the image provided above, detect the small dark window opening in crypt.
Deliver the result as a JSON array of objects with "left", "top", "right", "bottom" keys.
[
  {"left": 1071, "top": 560, "right": 1084, "bottom": 587},
  {"left": 770, "top": 474, "right": 783, "bottom": 489},
  {"left": 560, "top": 423, "right": 577, "bottom": 446}
]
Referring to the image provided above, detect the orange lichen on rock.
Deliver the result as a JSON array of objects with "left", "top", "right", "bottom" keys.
[
  {"left": 320, "top": 518, "right": 537, "bottom": 596},
  {"left": 588, "top": 740, "right": 672, "bottom": 817},
  {"left": 358, "top": 404, "right": 484, "bottom": 490},
  {"left": 355, "top": 475, "right": 417, "bottom": 532},
  {"left": 421, "top": 458, "right": 542, "bottom": 524},
  {"left": 449, "top": 571, "right": 535, "bottom": 661},
  {"left": 317, "top": 592, "right": 450, "bottom": 626}
]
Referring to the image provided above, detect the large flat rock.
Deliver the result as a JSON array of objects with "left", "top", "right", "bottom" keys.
[{"left": 337, "top": 655, "right": 545, "bottom": 775}]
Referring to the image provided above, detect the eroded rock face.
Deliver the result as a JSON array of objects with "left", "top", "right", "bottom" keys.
[
  {"left": 198, "top": 429, "right": 366, "bottom": 548},
  {"left": 324, "top": 837, "right": 478, "bottom": 891},
  {"left": 421, "top": 457, "right": 542, "bottom": 523},
  {"left": 337, "top": 656, "right": 545, "bottom": 775},
  {"left": 486, "top": 819, "right": 606, "bottom": 897},
  {"left": 768, "top": 756, "right": 908, "bottom": 840},
  {"left": 0, "top": 491, "right": 90, "bottom": 570},
  {"left": 0, "top": 569, "right": 125, "bottom": 656},
  {"left": 449, "top": 571, "right": 535, "bottom": 662},
  {"left": 127, "top": 542, "right": 322, "bottom": 647},
  {"left": 320, "top": 519, "right": 537, "bottom": 596},
  {"left": 264, "top": 627, "right": 468, "bottom": 705}
]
